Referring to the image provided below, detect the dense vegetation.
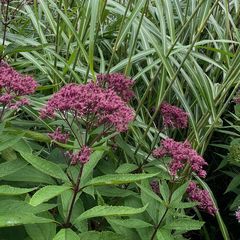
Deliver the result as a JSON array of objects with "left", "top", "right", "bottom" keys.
[{"left": 0, "top": 0, "right": 240, "bottom": 239}]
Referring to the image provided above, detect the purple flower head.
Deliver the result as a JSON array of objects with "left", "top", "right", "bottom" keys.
[
  {"left": 0, "top": 62, "right": 37, "bottom": 109},
  {"left": 97, "top": 73, "right": 134, "bottom": 102},
  {"left": 152, "top": 138, "right": 207, "bottom": 178},
  {"left": 68, "top": 145, "right": 92, "bottom": 165},
  {"left": 235, "top": 207, "right": 240, "bottom": 222},
  {"left": 48, "top": 127, "right": 69, "bottom": 144},
  {"left": 187, "top": 181, "right": 217, "bottom": 216},
  {"left": 150, "top": 180, "right": 160, "bottom": 195},
  {"left": 40, "top": 82, "right": 134, "bottom": 132},
  {"left": 160, "top": 102, "right": 188, "bottom": 129},
  {"left": 233, "top": 90, "right": 240, "bottom": 104}
]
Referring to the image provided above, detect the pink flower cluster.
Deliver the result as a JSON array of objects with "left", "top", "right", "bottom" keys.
[
  {"left": 48, "top": 127, "right": 69, "bottom": 144},
  {"left": 68, "top": 145, "right": 92, "bottom": 165},
  {"left": 187, "top": 181, "right": 217, "bottom": 216},
  {"left": 0, "top": 62, "right": 37, "bottom": 109},
  {"left": 150, "top": 180, "right": 160, "bottom": 195},
  {"left": 97, "top": 73, "right": 134, "bottom": 102},
  {"left": 235, "top": 207, "right": 240, "bottom": 222},
  {"left": 152, "top": 138, "right": 207, "bottom": 177},
  {"left": 160, "top": 102, "right": 188, "bottom": 129},
  {"left": 41, "top": 82, "right": 134, "bottom": 132}
]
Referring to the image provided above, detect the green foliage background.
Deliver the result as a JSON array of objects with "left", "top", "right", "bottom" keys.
[{"left": 0, "top": 0, "right": 240, "bottom": 239}]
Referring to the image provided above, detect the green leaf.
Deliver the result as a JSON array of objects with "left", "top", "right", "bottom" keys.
[
  {"left": 2, "top": 165, "right": 55, "bottom": 184},
  {"left": 0, "top": 200, "right": 56, "bottom": 215},
  {"left": 225, "top": 175, "right": 240, "bottom": 193},
  {"left": 78, "top": 231, "right": 126, "bottom": 240},
  {"left": 157, "top": 229, "right": 173, "bottom": 240},
  {"left": 170, "top": 182, "right": 189, "bottom": 205},
  {"left": 53, "top": 229, "right": 79, "bottom": 240},
  {"left": 30, "top": 185, "right": 71, "bottom": 206},
  {"left": 85, "top": 173, "right": 157, "bottom": 186},
  {"left": 74, "top": 205, "right": 148, "bottom": 223},
  {"left": 96, "top": 186, "right": 136, "bottom": 197},
  {"left": 81, "top": 149, "right": 105, "bottom": 185},
  {"left": 20, "top": 152, "right": 68, "bottom": 181},
  {"left": 0, "top": 133, "right": 24, "bottom": 152},
  {"left": 3, "top": 43, "right": 47, "bottom": 56},
  {"left": 164, "top": 219, "right": 204, "bottom": 231},
  {"left": 0, "top": 214, "right": 54, "bottom": 228},
  {"left": 25, "top": 212, "right": 56, "bottom": 240},
  {"left": 1, "top": 148, "right": 17, "bottom": 161},
  {"left": 0, "top": 159, "right": 27, "bottom": 178},
  {"left": 0, "top": 185, "right": 37, "bottom": 195},
  {"left": 115, "top": 163, "right": 138, "bottom": 174},
  {"left": 108, "top": 218, "right": 152, "bottom": 228}
]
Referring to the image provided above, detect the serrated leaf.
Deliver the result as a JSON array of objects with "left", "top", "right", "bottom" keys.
[
  {"left": 157, "top": 229, "right": 173, "bottom": 240},
  {"left": 136, "top": 183, "right": 163, "bottom": 203},
  {"left": 74, "top": 205, "right": 147, "bottom": 223},
  {"left": 0, "top": 200, "right": 56, "bottom": 215},
  {"left": 225, "top": 175, "right": 240, "bottom": 193},
  {"left": 1, "top": 148, "right": 17, "bottom": 161},
  {"left": 115, "top": 163, "right": 138, "bottom": 174},
  {"left": 2, "top": 165, "right": 55, "bottom": 184},
  {"left": 20, "top": 152, "right": 68, "bottom": 181},
  {"left": 0, "top": 159, "right": 27, "bottom": 178},
  {"left": 108, "top": 218, "right": 152, "bottom": 228},
  {"left": 164, "top": 219, "right": 204, "bottom": 231},
  {"left": 81, "top": 149, "right": 105, "bottom": 184},
  {"left": 53, "top": 229, "right": 79, "bottom": 240},
  {"left": 0, "top": 214, "right": 54, "bottom": 228},
  {"left": 96, "top": 186, "right": 136, "bottom": 197},
  {"left": 0, "top": 185, "right": 37, "bottom": 195},
  {"left": 78, "top": 231, "right": 126, "bottom": 240},
  {"left": 170, "top": 202, "right": 197, "bottom": 209},
  {"left": 86, "top": 173, "right": 157, "bottom": 186},
  {"left": 25, "top": 212, "right": 56, "bottom": 240},
  {"left": 30, "top": 185, "right": 71, "bottom": 206},
  {"left": 170, "top": 182, "right": 189, "bottom": 205},
  {"left": 0, "top": 133, "right": 24, "bottom": 152}
]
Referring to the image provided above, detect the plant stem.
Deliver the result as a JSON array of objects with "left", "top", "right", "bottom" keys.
[
  {"left": 150, "top": 208, "right": 168, "bottom": 240},
  {"left": 2, "top": 0, "right": 10, "bottom": 47},
  {"left": 64, "top": 163, "right": 84, "bottom": 227},
  {"left": 150, "top": 182, "right": 174, "bottom": 240}
]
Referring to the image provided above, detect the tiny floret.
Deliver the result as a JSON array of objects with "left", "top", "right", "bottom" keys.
[
  {"left": 48, "top": 127, "right": 69, "bottom": 144},
  {"left": 68, "top": 145, "right": 92, "bottom": 165},
  {"left": 150, "top": 180, "right": 160, "bottom": 195},
  {"left": 187, "top": 181, "right": 217, "bottom": 216},
  {"left": 97, "top": 73, "right": 134, "bottom": 102},
  {"left": 152, "top": 138, "right": 207, "bottom": 177},
  {"left": 235, "top": 207, "right": 240, "bottom": 222},
  {"left": 0, "top": 62, "right": 37, "bottom": 109},
  {"left": 41, "top": 82, "right": 134, "bottom": 132},
  {"left": 160, "top": 102, "right": 188, "bottom": 129}
]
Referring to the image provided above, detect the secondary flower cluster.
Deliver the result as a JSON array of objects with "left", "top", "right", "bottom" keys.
[
  {"left": 0, "top": 62, "right": 37, "bottom": 109},
  {"left": 152, "top": 138, "right": 207, "bottom": 178},
  {"left": 97, "top": 73, "right": 134, "bottom": 102},
  {"left": 67, "top": 145, "right": 92, "bottom": 165},
  {"left": 41, "top": 82, "right": 134, "bottom": 132},
  {"left": 150, "top": 180, "right": 160, "bottom": 195},
  {"left": 160, "top": 102, "right": 188, "bottom": 129},
  {"left": 187, "top": 181, "right": 217, "bottom": 216},
  {"left": 48, "top": 127, "right": 69, "bottom": 144},
  {"left": 235, "top": 207, "right": 240, "bottom": 222}
]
